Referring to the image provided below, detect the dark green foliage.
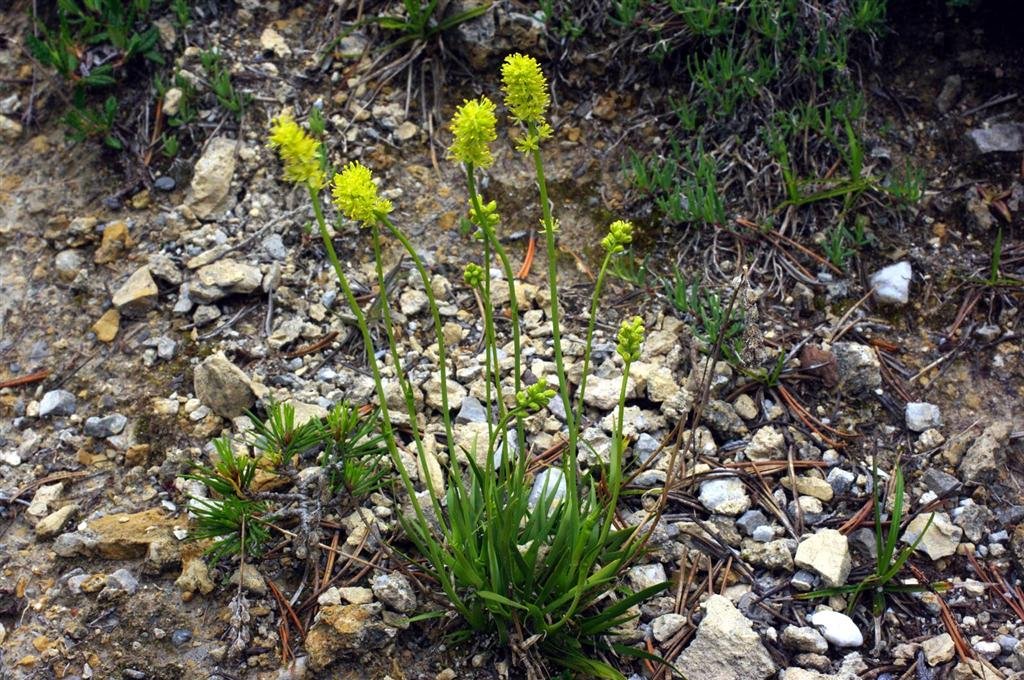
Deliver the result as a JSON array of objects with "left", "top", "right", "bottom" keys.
[
  {"left": 186, "top": 401, "right": 392, "bottom": 561},
  {"left": 245, "top": 401, "right": 323, "bottom": 468},
  {"left": 26, "top": 0, "right": 176, "bottom": 147},
  {"left": 402, "top": 434, "right": 668, "bottom": 679},
  {"left": 660, "top": 268, "right": 745, "bottom": 363},
  {"left": 375, "top": 0, "right": 493, "bottom": 47},
  {"left": 200, "top": 49, "right": 249, "bottom": 118},
  {"left": 319, "top": 402, "right": 389, "bottom": 498},
  {"left": 186, "top": 437, "right": 270, "bottom": 560}
]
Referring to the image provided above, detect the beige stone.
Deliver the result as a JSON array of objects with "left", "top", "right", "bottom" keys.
[{"left": 91, "top": 308, "right": 120, "bottom": 342}]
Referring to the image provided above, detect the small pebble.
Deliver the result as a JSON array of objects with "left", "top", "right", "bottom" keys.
[
  {"left": 84, "top": 414, "right": 127, "bottom": 438},
  {"left": 171, "top": 629, "right": 192, "bottom": 646},
  {"left": 154, "top": 176, "right": 176, "bottom": 191},
  {"left": 39, "top": 390, "right": 76, "bottom": 417}
]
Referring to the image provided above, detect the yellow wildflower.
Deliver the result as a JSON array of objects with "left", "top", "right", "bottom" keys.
[
  {"left": 601, "top": 220, "right": 634, "bottom": 255},
  {"left": 616, "top": 316, "right": 645, "bottom": 363},
  {"left": 500, "top": 53, "right": 550, "bottom": 125},
  {"left": 268, "top": 113, "right": 325, "bottom": 190},
  {"left": 449, "top": 97, "right": 497, "bottom": 168},
  {"left": 331, "top": 162, "right": 392, "bottom": 225},
  {"left": 463, "top": 262, "right": 484, "bottom": 288}
]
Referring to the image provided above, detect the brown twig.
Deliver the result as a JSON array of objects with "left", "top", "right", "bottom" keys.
[
  {"left": 516, "top": 232, "right": 537, "bottom": 280},
  {"left": 735, "top": 216, "right": 843, "bottom": 277},
  {"left": 0, "top": 368, "right": 50, "bottom": 389},
  {"left": 281, "top": 331, "right": 340, "bottom": 359},
  {"left": 776, "top": 384, "right": 851, "bottom": 448}
]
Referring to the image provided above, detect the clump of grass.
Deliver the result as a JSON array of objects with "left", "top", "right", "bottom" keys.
[
  {"left": 27, "top": 1, "right": 250, "bottom": 161},
  {"left": 798, "top": 461, "right": 948, "bottom": 647},
  {"left": 603, "top": 0, "right": 924, "bottom": 280},
  {"left": 199, "top": 49, "right": 250, "bottom": 119},
  {"left": 26, "top": 0, "right": 175, "bottom": 147},
  {"left": 660, "top": 268, "right": 745, "bottom": 364}
]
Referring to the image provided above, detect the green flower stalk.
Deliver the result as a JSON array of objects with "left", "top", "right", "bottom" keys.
[
  {"left": 617, "top": 315, "right": 645, "bottom": 363},
  {"left": 331, "top": 161, "right": 393, "bottom": 225},
  {"left": 463, "top": 262, "right": 484, "bottom": 288},
  {"left": 451, "top": 95, "right": 527, "bottom": 457},
  {"left": 515, "top": 382, "right": 557, "bottom": 413},
  {"left": 574, "top": 220, "right": 635, "bottom": 417},
  {"left": 502, "top": 54, "right": 576, "bottom": 481},
  {"left": 449, "top": 96, "right": 498, "bottom": 169},
  {"left": 601, "top": 219, "right": 634, "bottom": 255},
  {"left": 595, "top": 314, "right": 646, "bottom": 560},
  {"left": 268, "top": 113, "right": 326, "bottom": 191}
]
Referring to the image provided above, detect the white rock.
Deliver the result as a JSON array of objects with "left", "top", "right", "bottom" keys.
[
  {"left": 781, "top": 625, "right": 828, "bottom": 654},
  {"left": 163, "top": 87, "right": 183, "bottom": 116},
  {"left": 112, "top": 266, "right": 159, "bottom": 316},
  {"left": 676, "top": 595, "right": 776, "bottom": 680},
  {"left": 809, "top": 609, "right": 863, "bottom": 648},
  {"left": 27, "top": 483, "right": 65, "bottom": 517},
  {"left": 528, "top": 467, "right": 566, "bottom": 510},
  {"left": 0, "top": 114, "right": 23, "bottom": 140},
  {"left": 259, "top": 26, "right": 292, "bottom": 58},
  {"left": 399, "top": 288, "right": 428, "bottom": 315},
  {"left": 187, "top": 137, "right": 237, "bottom": 219},
  {"left": 745, "top": 426, "right": 785, "bottom": 460},
  {"left": 905, "top": 402, "right": 941, "bottom": 432},
  {"left": 652, "top": 613, "right": 687, "bottom": 642},
  {"left": 902, "top": 512, "right": 961, "bottom": 560},
  {"left": 698, "top": 477, "right": 751, "bottom": 516},
  {"left": 922, "top": 633, "right": 955, "bottom": 665},
  {"left": 870, "top": 261, "right": 912, "bottom": 305},
  {"left": 794, "top": 529, "right": 851, "bottom": 587},
  {"left": 584, "top": 374, "right": 637, "bottom": 410},
  {"left": 627, "top": 563, "right": 666, "bottom": 591}
]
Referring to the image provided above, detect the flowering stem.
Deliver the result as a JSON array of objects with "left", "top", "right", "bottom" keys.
[
  {"left": 464, "top": 163, "right": 526, "bottom": 459},
  {"left": 599, "top": 356, "right": 631, "bottom": 547},
  {"left": 308, "top": 190, "right": 432, "bottom": 529},
  {"left": 573, "top": 251, "right": 614, "bottom": 423},
  {"left": 527, "top": 122, "right": 578, "bottom": 496},
  {"left": 369, "top": 224, "right": 440, "bottom": 500},
  {"left": 378, "top": 215, "right": 456, "bottom": 453}
]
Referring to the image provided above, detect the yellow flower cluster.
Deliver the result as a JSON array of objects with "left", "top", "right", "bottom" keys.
[
  {"left": 601, "top": 220, "right": 634, "bottom": 255},
  {"left": 268, "top": 113, "right": 325, "bottom": 190},
  {"left": 616, "top": 316, "right": 645, "bottom": 363},
  {"left": 500, "top": 53, "right": 549, "bottom": 125},
  {"left": 449, "top": 97, "right": 497, "bottom": 168},
  {"left": 331, "top": 162, "right": 392, "bottom": 225},
  {"left": 463, "top": 262, "right": 484, "bottom": 288},
  {"left": 515, "top": 382, "right": 557, "bottom": 412}
]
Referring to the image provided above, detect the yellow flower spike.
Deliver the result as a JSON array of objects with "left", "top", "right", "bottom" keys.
[
  {"left": 331, "top": 161, "right": 393, "bottom": 225},
  {"left": 500, "top": 53, "right": 550, "bottom": 125},
  {"left": 463, "top": 262, "right": 484, "bottom": 288},
  {"left": 268, "top": 113, "right": 326, "bottom": 191},
  {"left": 616, "top": 316, "right": 645, "bottom": 363},
  {"left": 449, "top": 97, "right": 497, "bottom": 168},
  {"left": 601, "top": 220, "right": 634, "bottom": 255}
]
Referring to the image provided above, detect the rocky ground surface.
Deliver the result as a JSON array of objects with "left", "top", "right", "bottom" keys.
[{"left": 1, "top": 2, "right": 1023, "bottom": 680}]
